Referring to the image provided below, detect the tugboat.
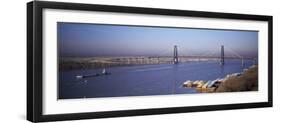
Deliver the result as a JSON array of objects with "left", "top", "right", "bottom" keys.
[{"left": 76, "top": 68, "right": 111, "bottom": 79}]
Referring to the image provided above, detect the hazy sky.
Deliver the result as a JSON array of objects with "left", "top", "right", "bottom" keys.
[{"left": 58, "top": 22, "right": 258, "bottom": 57}]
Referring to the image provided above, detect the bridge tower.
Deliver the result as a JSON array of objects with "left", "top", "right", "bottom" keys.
[
  {"left": 220, "top": 45, "right": 224, "bottom": 65},
  {"left": 173, "top": 45, "right": 179, "bottom": 64},
  {"left": 241, "top": 58, "right": 244, "bottom": 66},
  {"left": 253, "top": 58, "right": 257, "bottom": 65}
]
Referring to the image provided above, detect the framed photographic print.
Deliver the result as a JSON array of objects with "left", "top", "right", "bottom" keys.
[{"left": 27, "top": 1, "right": 273, "bottom": 122}]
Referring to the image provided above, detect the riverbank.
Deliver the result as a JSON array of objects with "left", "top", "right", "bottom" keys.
[
  {"left": 183, "top": 65, "right": 258, "bottom": 93},
  {"left": 60, "top": 57, "right": 170, "bottom": 71},
  {"left": 216, "top": 65, "right": 258, "bottom": 92}
]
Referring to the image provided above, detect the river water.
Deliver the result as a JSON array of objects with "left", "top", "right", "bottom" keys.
[{"left": 59, "top": 60, "right": 253, "bottom": 99}]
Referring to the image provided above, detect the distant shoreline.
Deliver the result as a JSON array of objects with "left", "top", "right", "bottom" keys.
[{"left": 59, "top": 56, "right": 223, "bottom": 71}]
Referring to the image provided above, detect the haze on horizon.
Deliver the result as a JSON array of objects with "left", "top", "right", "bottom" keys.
[{"left": 58, "top": 22, "right": 258, "bottom": 58}]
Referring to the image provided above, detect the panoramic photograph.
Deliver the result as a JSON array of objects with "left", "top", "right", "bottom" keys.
[{"left": 58, "top": 22, "right": 258, "bottom": 99}]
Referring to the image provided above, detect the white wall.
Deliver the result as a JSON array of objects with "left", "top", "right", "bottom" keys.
[{"left": 0, "top": 0, "right": 279, "bottom": 123}]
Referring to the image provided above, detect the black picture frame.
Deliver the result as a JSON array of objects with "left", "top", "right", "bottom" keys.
[{"left": 27, "top": 1, "right": 273, "bottom": 122}]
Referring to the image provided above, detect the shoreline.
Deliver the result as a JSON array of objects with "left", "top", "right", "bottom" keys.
[
  {"left": 183, "top": 65, "right": 258, "bottom": 93},
  {"left": 59, "top": 57, "right": 248, "bottom": 71}
]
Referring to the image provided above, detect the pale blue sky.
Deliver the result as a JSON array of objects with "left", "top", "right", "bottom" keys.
[{"left": 58, "top": 22, "right": 258, "bottom": 57}]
